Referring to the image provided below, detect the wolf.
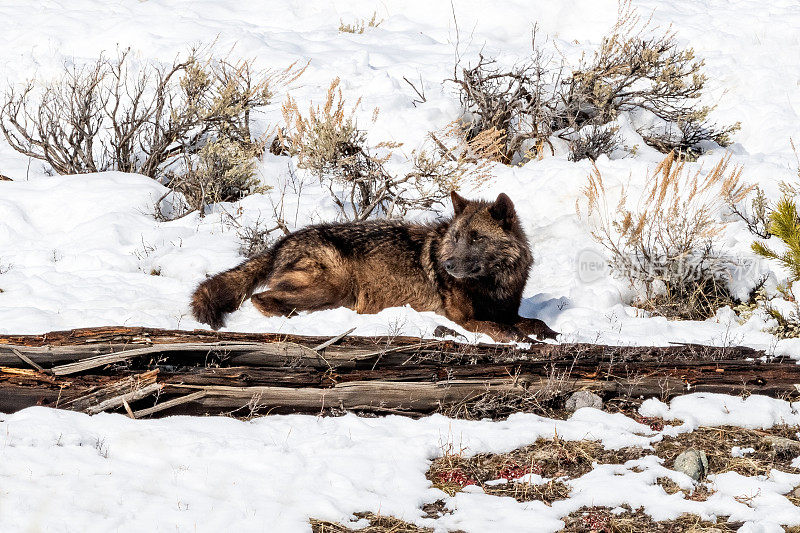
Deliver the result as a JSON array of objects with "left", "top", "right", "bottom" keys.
[{"left": 190, "top": 191, "right": 557, "bottom": 341}]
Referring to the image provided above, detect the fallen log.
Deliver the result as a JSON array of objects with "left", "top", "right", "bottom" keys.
[{"left": 0, "top": 326, "right": 796, "bottom": 419}]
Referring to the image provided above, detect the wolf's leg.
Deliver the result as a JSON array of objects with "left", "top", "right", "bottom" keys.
[
  {"left": 514, "top": 317, "right": 559, "bottom": 340},
  {"left": 251, "top": 286, "right": 343, "bottom": 317},
  {"left": 250, "top": 248, "right": 352, "bottom": 318}
]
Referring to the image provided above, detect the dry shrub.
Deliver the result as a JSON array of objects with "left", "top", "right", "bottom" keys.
[
  {"left": 279, "top": 79, "right": 487, "bottom": 220},
  {"left": 728, "top": 185, "right": 771, "bottom": 239},
  {"left": 2, "top": 48, "right": 305, "bottom": 216},
  {"left": 450, "top": 46, "right": 559, "bottom": 164},
  {"left": 451, "top": 1, "right": 739, "bottom": 164},
  {"left": 581, "top": 151, "right": 753, "bottom": 319},
  {"left": 338, "top": 12, "right": 383, "bottom": 34},
  {"left": 310, "top": 512, "right": 432, "bottom": 533},
  {"left": 567, "top": 1, "right": 739, "bottom": 161},
  {"left": 168, "top": 138, "right": 267, "bottom": 214},
  {"left": 568, "top": 126, "right": 621, "bottom": 162},
  {"left": 1, "top": 48, "right": 303, "bottom": 177},
  {"left": 562, "top": 506, "right": 739, "bottom": 532}
]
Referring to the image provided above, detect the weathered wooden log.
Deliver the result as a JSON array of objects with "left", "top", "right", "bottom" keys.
[{"left": 0, "top": 327, "right": 796, "bottom": 419}]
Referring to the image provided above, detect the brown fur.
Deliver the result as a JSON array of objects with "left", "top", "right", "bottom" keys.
[{"left": 190, "top": 192, "right": 557, "bottom": 341}]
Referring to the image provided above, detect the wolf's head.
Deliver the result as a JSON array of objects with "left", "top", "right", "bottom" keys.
[{"left": 438, "top": 191, "right": 531, "bottom": 280}]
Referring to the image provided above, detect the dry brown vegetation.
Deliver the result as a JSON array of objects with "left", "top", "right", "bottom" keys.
[
  {"left": 426, "top": 424, "right": 800, "bottom": 515},
  {"left": 656, "top": 477, "right": 715, "bottom": 501},
  {"left": 427, "top": 436, "right": 645, "bottom": 502},
  {"left": 581, "top": 151, "right": 753, "bottom": 319},
  {"left": 277, "top": 79, "right": 493, "bottom": 220},
  {"left": 1, "top": 47, "right": 305, "bottom": 216},
  {"left": 451, "top": 1, "right": 739, "bottom": 164},
  {"left": 562, "top": 507, "right": 739, "bottom": 532},
  {"left": 310, "top": 512, "right": 433, "bottom": 533},
  {"left": 654, "top": 425, "right": 800, "bottom": 477},
  {"left": 338, "top": 12, "right": 383, "bottom": 34}
]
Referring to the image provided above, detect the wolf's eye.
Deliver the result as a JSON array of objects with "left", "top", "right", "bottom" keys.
[{"left": 468, "top": 232, "right": 480, "bottom": 244}]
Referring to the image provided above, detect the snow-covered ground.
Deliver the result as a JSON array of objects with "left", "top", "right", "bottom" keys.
[
  {"left": 2, "top": 1, "right": 800, "bottom": 531},
  {"left": 2, "top": 394, "right": 800, "bottom": 532}
]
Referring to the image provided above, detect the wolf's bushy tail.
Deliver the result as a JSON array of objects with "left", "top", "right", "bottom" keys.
[{"left": 190, "top": 252, "right": 274, "bottom": 329}]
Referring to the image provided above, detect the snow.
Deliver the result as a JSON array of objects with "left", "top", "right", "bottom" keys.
[
  {"left": 2, "top": 395, "right": 800, "bottom": 532},
  {"left": 2, "top": 0, "right": 800, "bottom": 530},
  {"left": 641, "top": 393, "right": 800, "bottom": 431}
]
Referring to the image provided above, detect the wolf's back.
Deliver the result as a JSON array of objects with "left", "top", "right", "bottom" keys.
[{"left": 190, "top": 252, "right": 274, "bottom": 329}]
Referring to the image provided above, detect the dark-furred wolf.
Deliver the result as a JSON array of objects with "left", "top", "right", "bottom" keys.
[{"left": 191, "top": 191, "right": 556, "bottom": 341}]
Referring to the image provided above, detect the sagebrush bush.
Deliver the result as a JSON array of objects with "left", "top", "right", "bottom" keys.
[
  {"left": 452, "top": 1, "right": 739, "bottom": 164},
  {"left": 450, "top": 49, "right": 559, "bottom": 164},
  {"left": 169, "top": 138, "right": 267, "bottom": 214},
  {"left": 565, "top": 2, "right": 738, "bottom": 159},
  {"left": 581, "top": 152, "right": 752, "bottom": 319},
  {"left": 278, "top": 79, "right": 489, "bottom": 220},
  {"left": 1, "top": 47, "right": 303, "bottom": 188}
]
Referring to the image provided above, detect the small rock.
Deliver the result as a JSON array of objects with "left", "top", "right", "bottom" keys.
[
  {"left": 673, "top": 449, "right": 708, "bottom": 481},
  {"left": 565, "top": 390, "right": 603, "bottom": 412},
  {"left": 761, "top": 436, "right": 800, "bottom": 456}
]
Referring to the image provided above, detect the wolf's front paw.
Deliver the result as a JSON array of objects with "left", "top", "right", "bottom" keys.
[{"left": 515, "top": 317, "right": 559, "bottom": 340}]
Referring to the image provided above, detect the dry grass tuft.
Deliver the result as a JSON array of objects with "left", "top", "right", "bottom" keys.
[
  {"left": 338, "top": 12, "right": 383, "bottom": 34},
  {"left": 484, "top": 478, "right": 572, "bottom": 503},
  {"left": 581, "top": 151, "right": 753, "bottom": 319}
]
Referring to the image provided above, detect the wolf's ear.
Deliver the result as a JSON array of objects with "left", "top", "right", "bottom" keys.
[
  {"left": 489, "top": 193, "right": 516, "bottom": 228},
  {"left": 451, "top": 190, "right": 469, "bottom": 215}
]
